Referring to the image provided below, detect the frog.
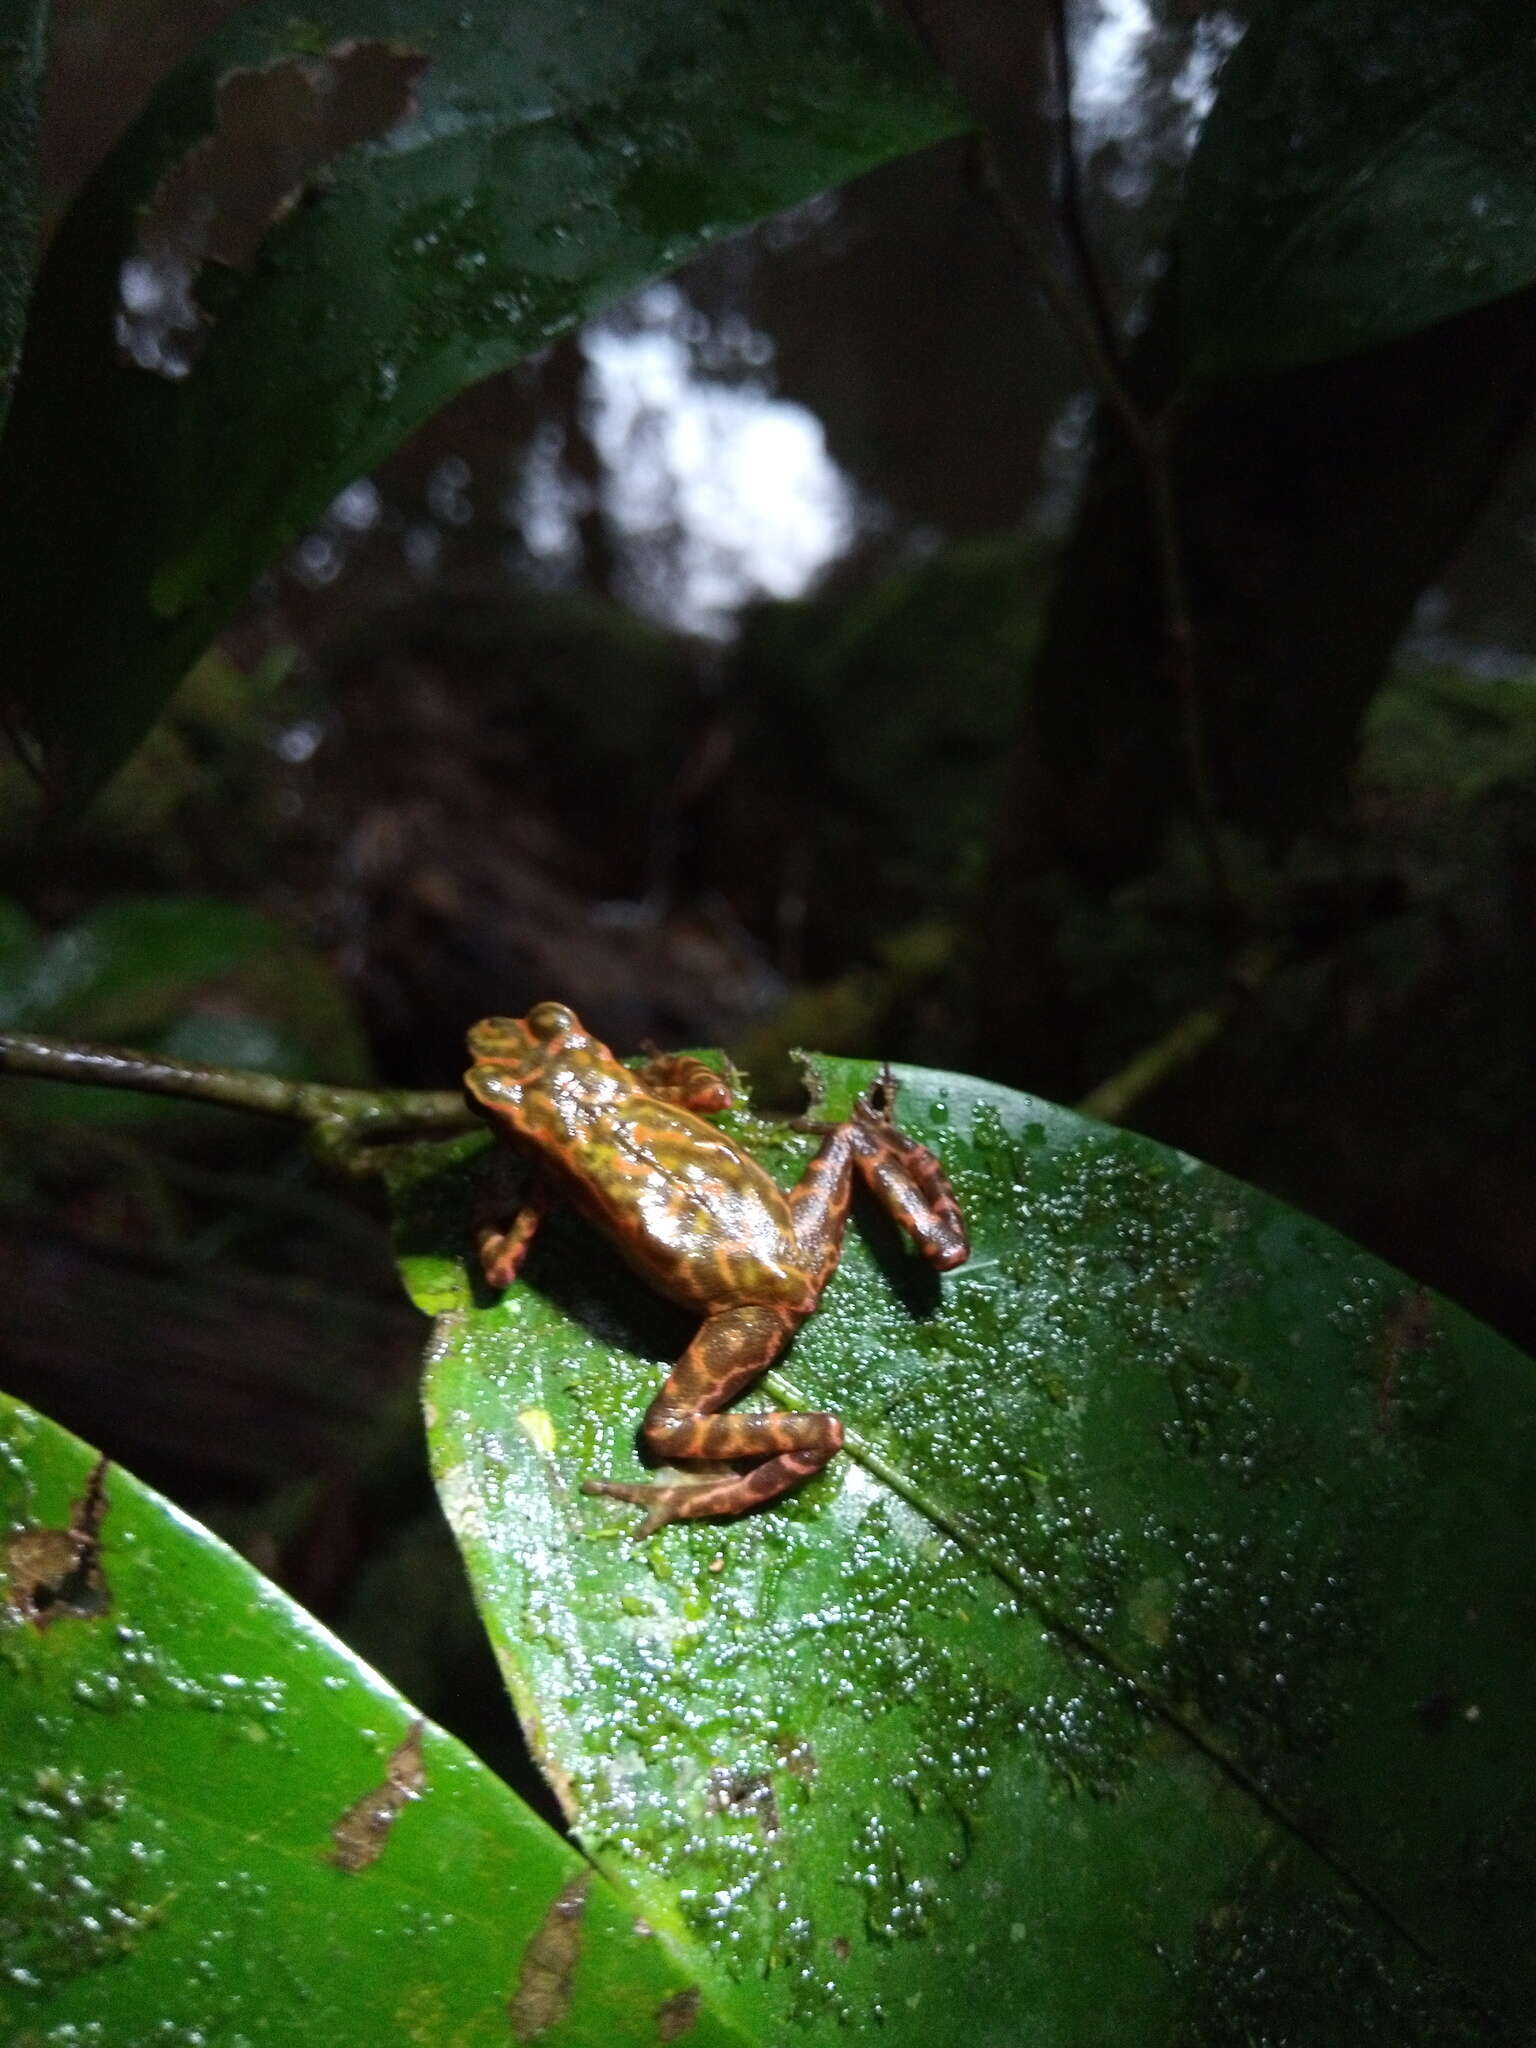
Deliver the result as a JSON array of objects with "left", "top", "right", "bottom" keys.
[{"left": 464, "top": 1001, "right": 969, "bottom": 1534}]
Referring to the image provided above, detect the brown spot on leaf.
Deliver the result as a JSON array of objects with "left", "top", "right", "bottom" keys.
[
  {"left": 705, "top": 1768, "right": 780, "bottom": 1838},
  {"left": 3, "top": 1457, "right": 111, "bottom": 1629},
  {"left": 121, "top": 38, "right": 428, "bottom": 377},
  {"left": 1375, "top": 1285, "right": 1437, "bottom": 1432},
  {"left": 831, "top": 1936, "right": 850, "bottom": 1962},
  {"left": 774, "top": 1733, "right": 817, "bottom": 1781},
  {"left": 655, "top": 1985, "right": 700, "bottom": 2040},
  {"left": 329, "top": 1719, "right": 426, "bottom": 1871},
  {"left": 509, "top": 1871, "right": 591, "bottom": 2041}
]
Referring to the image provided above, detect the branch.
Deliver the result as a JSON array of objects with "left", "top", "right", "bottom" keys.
[
  {"left": 0, "top": 1032, "right": 477, "bottom": 1162},
  {"left": 979, "top": 157, "right": 1230, "bottom": 907},
  {"left": 1075, "top": 947, "right": 1274, "bottom": 1125},
  {"left": 1073, "top": 1001, "right": 1225, "bottom": 1126},
  {"left": 897, "top": 0, "right": 1233, "bottom": 908}
]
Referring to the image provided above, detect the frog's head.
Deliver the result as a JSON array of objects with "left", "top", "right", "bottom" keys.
[{"left": 465, "top": 1002, "right": 590, "bottom": 1104}]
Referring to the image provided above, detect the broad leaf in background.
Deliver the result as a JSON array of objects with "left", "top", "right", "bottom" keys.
[
  {"left": 0, "top": 895, "right": 372, "bottom": 1123},
  {"left": 0, "top": 0, "right": 45, "bottom": 433},
  {"left": 1183, "top": 0, "right": 1536, "bottom": 378},
  {"left": 0, "top": 0, "right": 963, "bottom": 806},
  {"left": 394, "top": 1061, "right": 1534, "bottom": 2045},
  {"left": 0, "top": 1396, "right": 746, "bottom": 2044}
]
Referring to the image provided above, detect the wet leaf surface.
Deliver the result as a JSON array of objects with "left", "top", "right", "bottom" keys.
[
  {"left": 396, "top": 1058, "right": 1536, "bottom": 2043},
  {"left": 1183, "top": 0, "right": 1536, "bottom": 377},
  {"left": 0, "top": 0, "right": 963, "bottom": 803},
  {"left": 0, "top": 1396, "right": 748, "bottom": 2044}
]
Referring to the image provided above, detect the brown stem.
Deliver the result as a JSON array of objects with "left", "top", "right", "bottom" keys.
[
  {"left": 1073, "top": 1003, "right": 1225, "bottom": 1126},
  {"left": 1075, "top": 946, "right": 1274, "bottom": 1125},
  {"left": 980, "top": 153, "right": 1229, "bottom": 906},
  {"left": 0, "top": 1032, "right": 476, "bottom": 1154}
]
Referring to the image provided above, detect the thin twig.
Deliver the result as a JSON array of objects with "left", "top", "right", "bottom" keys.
[
  {"left": 1074, "top": 1002, "right": 1224, "bottom": 1125},
  {"left": 0, "top": 1032, "right": 477, "bottom": 1159},
  {"left": 1139, "top": 420, "right": 1231, "bottom": 904},
  {"left": 899, "top": 0, "right": 1236, "bottom": 912},
  {"left": 981, "top": 147, "right": 1230, "bottom": 905},
  {"left": 1075, "top": 945, "right": 1275, "bottom": 1124}
]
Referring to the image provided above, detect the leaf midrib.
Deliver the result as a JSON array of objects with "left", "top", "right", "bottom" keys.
[{"left": 764, "top": 1356, "right": 1449, "bottom": 1990}]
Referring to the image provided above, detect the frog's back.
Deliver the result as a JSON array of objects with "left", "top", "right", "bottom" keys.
[{"left": 546, "top": 1091, "right": 810, "bottom": 1314}]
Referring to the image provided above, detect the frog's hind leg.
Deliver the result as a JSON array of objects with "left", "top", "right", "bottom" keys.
[
  {"left": 581, "top": 1303, "right": 843, "bottom": 1535},
  {"left": 632, "top": 1049, "right": 734, "bottom": 1116}
]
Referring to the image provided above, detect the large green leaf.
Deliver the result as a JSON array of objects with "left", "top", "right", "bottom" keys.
[
  {"left": 0, "top": 0, "right": 44, "bottom": 433},
  {"left": 393, "top": 1059, "right": 1534, "bottom": 2044},
  {"left": 0, "top": 1393, "right": 749, "bottom": 2044},
  {"left": 0, "top": 0, "right": 962, "bottom": 806},
  {"left": 1182, "top": 0, "right": 1536, "bottom": 378}
]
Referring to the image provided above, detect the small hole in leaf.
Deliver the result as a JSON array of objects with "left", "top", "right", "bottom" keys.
[
  {"left": 119, "top": 38, "right": 429, "bottom": 378},
  {"left": 2, "top": 1456, "right": 112, "bottom": 1629}
]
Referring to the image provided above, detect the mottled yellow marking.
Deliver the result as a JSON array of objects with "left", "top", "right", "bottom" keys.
[
  {"left": 465, "top": 1002, "right": 969, "bottom": 1531},
  {"left": 518, "top": 1407, "right": 558, "bottom": 1457}
]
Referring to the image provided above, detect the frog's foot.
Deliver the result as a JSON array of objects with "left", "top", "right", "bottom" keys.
[
  {"left": 476, "top": 1178, "right": 550, "bottom": 1289},
  {"left": 583, "top": 1450, "right": 834, "bottom": 1537}
]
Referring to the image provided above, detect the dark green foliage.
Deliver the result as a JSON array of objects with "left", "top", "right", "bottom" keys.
[
  {"left": 0, "top": 894, "right": 371, "bottom": 1126},
  {"left": 1183, "top": 0, "right": 1536, "bottom": 376},
  {"left": 0, "top": 0, "right": 963, "bottom": 805},
  {"left": 0, "top": 0, "right": 45, "bottom": 427}
]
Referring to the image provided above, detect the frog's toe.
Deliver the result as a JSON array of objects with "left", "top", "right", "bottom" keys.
[
  {"left": 584, "top": 1448, "right": 833, "bottom": 1535},
  {"left": 582, "top": 1472, "right": 746, "bottom": 1537},
  {"left": 581, "top": 1476, "right": 677, "bottom": 1538}
]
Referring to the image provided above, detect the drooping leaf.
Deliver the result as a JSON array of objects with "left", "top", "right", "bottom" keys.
[
  {"left": 0, "top": 1393, "right": 751, "bottom": 2044},
  {"left": 0, "top": 0, "right": 45, "bottom": 433},
  {"left": 394, "top": 1059, "right": 1534, "bottom": 2044},
  {"left": 0, "top": 0, "right": 963, "bottom": 805},
  {"left": 1182, "top": 0, "right": 1536, "bottom": 378}
]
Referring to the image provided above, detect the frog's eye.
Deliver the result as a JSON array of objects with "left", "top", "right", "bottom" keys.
[{"left": 526, "top": 1001, "right": 578, "bottom": 1041}]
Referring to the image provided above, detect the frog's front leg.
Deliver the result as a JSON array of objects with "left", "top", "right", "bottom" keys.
[
  {"left": 476, "top": 1176, "right": 551, "bottom": 1289},
  {"left": 793, "top": 1089, "right": 969, "bottom": 1280},
  {"left": 581, "top": 1304, "right": 841, "bottom": 1536}
]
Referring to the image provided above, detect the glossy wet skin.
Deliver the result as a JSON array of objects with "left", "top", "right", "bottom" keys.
[{"left": 465, "top": 1001, "right": 969, "bottom": 1534}]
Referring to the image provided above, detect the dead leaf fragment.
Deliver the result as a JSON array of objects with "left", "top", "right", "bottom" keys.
[
  {"left": 121, "top": 38, "right": 429, "bottom": 376},
  {"left": 329, "top": 1719, "right": 427, "bottom": 1872},
  {"left": 509, "top": 1870, "right": 591, "bottom": 2041},
  {"left": 2, "top": 1456, "right": 111, "bottom": 1629},
  {"left": 655, "top": 1985, "right": 700, "bottom": 2040}
]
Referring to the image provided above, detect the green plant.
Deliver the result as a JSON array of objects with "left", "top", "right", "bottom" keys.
[{"left": 4, "top": 2, "right": 1535, "bottom": 2039}]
